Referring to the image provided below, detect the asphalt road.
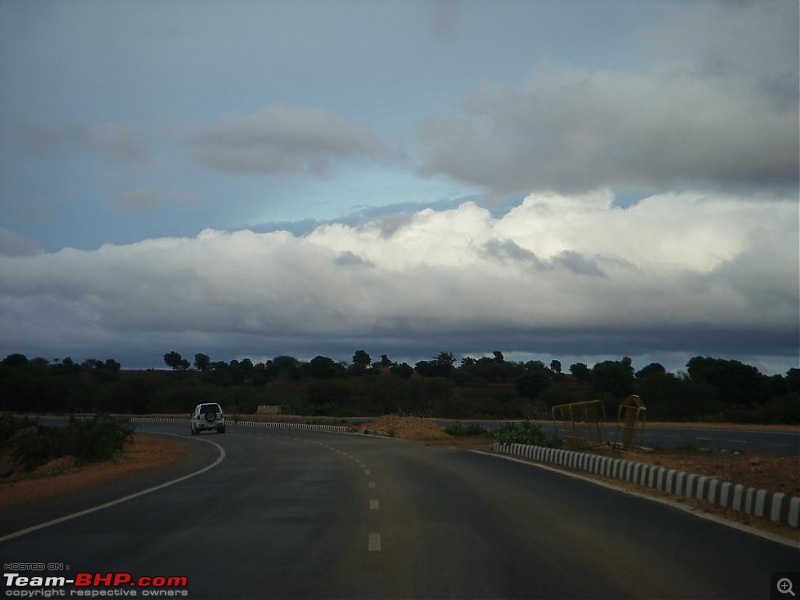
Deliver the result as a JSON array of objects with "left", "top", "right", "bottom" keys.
[
  {"left": 639, "top": 426, "right": 800, "bottom": 455},
  {"left": 2, "top": 426, "right": 798, "bottom": 599}
]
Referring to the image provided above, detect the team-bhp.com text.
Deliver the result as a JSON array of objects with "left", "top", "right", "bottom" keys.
[{"left": 4, "top": 573, "right": 188, "bottom": 597}]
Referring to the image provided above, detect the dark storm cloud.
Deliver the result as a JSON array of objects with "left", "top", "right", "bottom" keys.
[
  {"left": 419, "top": 2, "right": 799, "bottom": 197},
  {"left": 6, "top": 119, "right": 148, "bottom": 164},
  {"left": 191, "top": 105, "right": 389, "bottom": 176}
]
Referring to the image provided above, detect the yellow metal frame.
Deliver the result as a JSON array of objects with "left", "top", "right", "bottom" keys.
[
  {"left": 551, "top": 399, "right": 607, "bottom": 449},
  {"left": 614, "top": 394, "right": 647, "bottom": 450}
]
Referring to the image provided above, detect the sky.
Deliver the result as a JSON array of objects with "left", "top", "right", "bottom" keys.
[{"left": 0, "top": 0, "right": 798, "bottom": 374}]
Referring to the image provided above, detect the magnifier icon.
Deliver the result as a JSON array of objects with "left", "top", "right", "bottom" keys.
[{"left": 778, "top": 578, "right": 796, "bottom": 597}]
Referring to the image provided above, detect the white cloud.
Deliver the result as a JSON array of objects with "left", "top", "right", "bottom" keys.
[{"left": 1, "top": 191, "right": 796, "bottom": 366}]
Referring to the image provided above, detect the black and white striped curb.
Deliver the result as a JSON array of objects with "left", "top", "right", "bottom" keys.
[
  {"left": 231, "top": 420, "right": 349, "bottom": 433},
  {"left": 128, "top": 416, "right": 349, "bottom": 433},
  {"left": 493, "top": 442, "right": 800, "bottom": 529}
]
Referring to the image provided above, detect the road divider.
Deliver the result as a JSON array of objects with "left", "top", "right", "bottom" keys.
[
  {"left": 493, "top": 442, "right": 800, "bottom": 529},
  {"left": 128, "top": 416, "right": 348, "bottom": 433}
]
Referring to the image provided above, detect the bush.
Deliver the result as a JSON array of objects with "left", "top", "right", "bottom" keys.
[
  {"left": 6, "top": 415, "right": 132, "bottom": 472},
  {"left": 0, "top": 414, "right": 38, "bottom": 444},
  {"left": 64, "top": 415, "right": 133, "bottom": 464},
  {"left": 493, "top": 421, "right": 548, "bottom": 446},
  {"left": 445, "top": 423, "right": 488, "bottom": 437},
  {"left": 8, "top": 427, "right": 67, "bottom": 471}
]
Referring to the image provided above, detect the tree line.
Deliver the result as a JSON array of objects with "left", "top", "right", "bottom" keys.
[{"left": 1, "top": 350, "right": 798, "bottom": 423}]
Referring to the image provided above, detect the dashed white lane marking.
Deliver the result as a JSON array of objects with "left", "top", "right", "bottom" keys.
[{"left": 312, "top": 444, "right": 381, "bottom": 552}]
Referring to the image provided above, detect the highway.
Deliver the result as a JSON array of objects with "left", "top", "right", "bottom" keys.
[{"left": 2, "top": 424, "right": 798, "bottom": 599}]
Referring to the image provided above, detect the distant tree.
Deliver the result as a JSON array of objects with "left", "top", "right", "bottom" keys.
[
  {"left": 569, "top": 362, "right": 591, "bottom": 384},
  {"left": 414, "top": 360, "right": 433, "bottom": 376},
  {"left": 272, "top": 355, "right": 301, "bottom": 378},
  {"left": 309, "top": 355, "right": 345, "bottom": 379},
  {"left": 635, "top": 371, "right": 720, "bottom": 421},
  {"left": 87, "top": 358, "right": 121, "bottom": 382},
  {"left": 687, "top": 356, "right": 768, "bottom": 405},
  {"left": 251, "top": 362, "right": 272, "bottom": 386},
  {"left": 163, "top": 351, "right": 189, "bottom": 371},
  {"left": 515, "top": 361, "right": 552, "bottom": 400},
  {"left": 636, "top": 362, "right": 666, "bottom": 379},
  {"left": 2, "top": 353, "right": 29, "bottom": 367},
  {"left": 472, "top": 357, "right": 500, "bottom": 381},
  {"left": 459, "top": 355, "right": 523, "bottom": 383},
  {"left": 433, "top": 351, "right": 456, "bottom": 377},
  {"left": 786, "top": 368, "right": 800, "bottom": 394},
  {"left": 239, "top": 358, "right": 254, "bottom": 377},
  {"left": 373, "top": 354, "right": 393, "bottom": 370},
  {"left": 194, "top": 353, "right": 211, "bottom": 372},
  {"left": 351, "top": 350, "right": 372, "bottom": 375},
  {"left": 591, "top": 359, "right": 635, "bottom": 398},
  {"left": 391, "top": 362, "right": 414, "bottom": 378},
  {"left": 460, "top": 356, "right": 477, "bottom": 369},
  {"left": 416, "top": 352, "right": 456, "bottom": 378},
  {"left": 493, "top": 351, "right": 505, "bottom": 363},
  {"left": 550, "top": 359, "right": 562, "bottom": 374},
  {"left": 313, "top": 380, "right": 351, "bottom": 411}
]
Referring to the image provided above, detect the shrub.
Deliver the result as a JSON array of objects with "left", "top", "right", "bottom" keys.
[
  {"left": 8, "top": 427, "right": 66, "bottom": 471},
  {"left": 493, "top": 421, "right": 548, "bottom": 446},
  {"left": 7, "top": 415, "right": 132, "bottom": 472},
  {"left": 0, "top": 414, "right": 38, "bottom": 444},
  {"left": 445, "top": 423, "right": 488, "bottom": 437},
  {"left": 64, "top": 415, "right": 133, "bottom": 464}
]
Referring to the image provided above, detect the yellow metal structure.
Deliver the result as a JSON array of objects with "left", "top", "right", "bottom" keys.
[
  {"left": 551, "top": 399, "right": 607, "bottom": 449},
  {"left": 614, "top": 394, "right": 647, "bottom": 450}
]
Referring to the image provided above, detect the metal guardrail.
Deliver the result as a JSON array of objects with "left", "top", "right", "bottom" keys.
[
  {"left": 28, "top": 414, "right": 350, "bottom": 434},
  {"left": 128, "top": 416, "right": 349, "bottom": 433}
]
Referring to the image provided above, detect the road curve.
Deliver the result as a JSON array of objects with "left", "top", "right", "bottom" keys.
[{"left": 1, "top": 426, "right": 797, "bottom": 599}]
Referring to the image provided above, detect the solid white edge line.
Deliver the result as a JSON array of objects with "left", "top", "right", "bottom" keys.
[
  {"left": 470, "top": 449, "right": 800, "bottom": 550},
  {"left": 0, "top": 433, "right": 226, "bottom": 544}
]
